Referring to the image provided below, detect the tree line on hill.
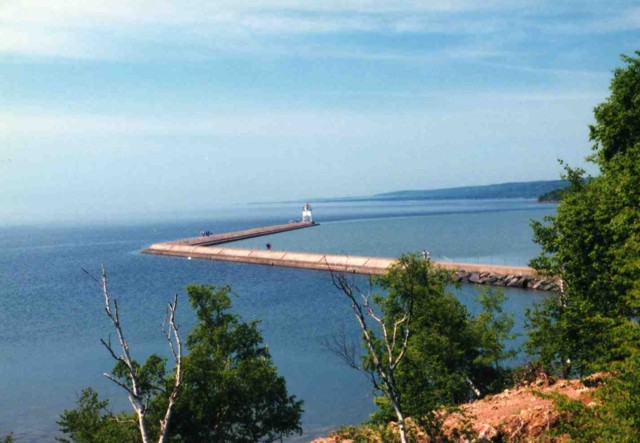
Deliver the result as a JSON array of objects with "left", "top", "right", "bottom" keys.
[
  {"left": 301, "top": 179, "right": 571, "bottom": 204},
  {"left": 373, "top": 180, "right": 569, "bottom": 201},
  {"left": 537, "top": 187, "right": 566, "bottom": 202}
]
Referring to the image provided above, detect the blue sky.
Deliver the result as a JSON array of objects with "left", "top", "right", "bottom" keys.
[{"left": 1, "top": 0, "right": 639, "bottom": 224}]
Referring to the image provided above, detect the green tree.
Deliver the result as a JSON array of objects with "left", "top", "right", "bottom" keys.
[
  {"left": 59, "top": 284, "right": 303, "bottom": 443},
  {"left": 57, "top": 388, "right": 139, "bottom": 443},
  {"left": 388, "top": 261, "right": 514, "bottom": 421},
  {"left": 526, "top": 51, "right": 640, "bottom": 376},
  {"left": 330, "top": 258, "right": 417, "bottom": 443},
  {"left": 470, "top": 288, "right": 516, "bottom": 385},
  {"left": 165, "top": 284, "right": 303, "bottom": 442},
  {"left": 331, "top": 255, "right": 514, "bottom": 439},
  {"left": 590, "top": 52, "right": 640, "bottom": 163}
]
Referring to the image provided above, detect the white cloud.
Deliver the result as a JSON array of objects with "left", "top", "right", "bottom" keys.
[
  {"left": 584, "top": 6, "right": 640, "bottom": 33},
  {"left": 2, "top": 88, "right": 603, "bottom": 139},
  {"left": 3, "top": 111, "right": 391, "bottom": 138},
  {"left": 1, "top": 112, "right": 345, "bottom": 138},
  {"left": 1, "top": 0, "right": 636, "bottom": 61},
  {"left": 0, "top": 0, "right": 509, "bottom": 27},
  {"left": 0, "top": 0, "right": 506, "bottom": 43},
  {"left": 0, "top": 26, "right": 95, "bottom": 59}
]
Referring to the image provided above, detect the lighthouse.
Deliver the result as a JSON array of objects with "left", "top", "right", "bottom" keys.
[{"left": 302, "top": 203, "right": 313, "bottom": 223}]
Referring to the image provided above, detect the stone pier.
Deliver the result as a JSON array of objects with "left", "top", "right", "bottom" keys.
[{"left": 142, "top": 222, "right": 558, "bottom": 291}]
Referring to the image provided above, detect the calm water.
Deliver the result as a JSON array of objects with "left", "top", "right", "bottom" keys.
[{"left": 0, "top": 200, "right": 555, "bottom": 441}]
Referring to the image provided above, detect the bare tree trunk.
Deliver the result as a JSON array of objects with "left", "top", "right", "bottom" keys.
[
  {"left": 384, "top": 372, "right": 408, "bottom": 443},
  {"left": 98, "top": 266, "right": 150, "bottom": 443},
  {"left": 134, "top": 407, "right": 149, "bottom": 443},
  {"left": 329, "top": 271, "right": 410, "bottom": 443},
  {"left": 92, "top": 266, "right": 182, "bottom": 443},
  {"left": 466, "top": 376, "right": 481, "bottom": 398},
  {"left": 392, "top": 403, "right": 408, "bottom": 443},
  {"left": 158, "top": 294, "right": 183, "bottom": 443}
]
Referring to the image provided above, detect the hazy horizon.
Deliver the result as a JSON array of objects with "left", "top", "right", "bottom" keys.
[
  {"left": 0, "top": 178, "right": 562, "bottom": 227},
  {"left": 3, "top": 0, "right": 636, "bottom": 225}
]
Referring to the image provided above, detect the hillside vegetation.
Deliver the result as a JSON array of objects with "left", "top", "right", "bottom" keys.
[
  {"left": 537, "top": 187, "right": 566, "bottom": 202},
  {"left": 373, "top": 180, "right": 568, "bottom": 201}
]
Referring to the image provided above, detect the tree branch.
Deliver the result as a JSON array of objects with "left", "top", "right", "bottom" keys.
[
  {"left": 329, "top": 268, "right": 410, "bottom": 443},
  {"left": 158, "top": 293, "right": 183, "bottom": 443}
]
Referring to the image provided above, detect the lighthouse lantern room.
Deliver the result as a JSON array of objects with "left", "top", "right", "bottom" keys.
[{"left": 302, "top": 203, "right": 313, "bottom": 223}]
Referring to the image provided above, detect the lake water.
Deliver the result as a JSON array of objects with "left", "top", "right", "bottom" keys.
[{"left": 0, "top": 199, "right": 556, "bottom": 441}]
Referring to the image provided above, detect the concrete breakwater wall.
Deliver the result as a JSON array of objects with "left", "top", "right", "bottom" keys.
[
  {"left": 175, "top": 221, "right": 317, "bottom": 247},
  {"left": 142, "top": 222, "right": 558, "bottom": 291},
  {"left": 143, "top": 247, "right": 558, "bottom": 293},
  {"left": 141, "top": 222, "right": 558, "bottom": 292},
  {"left": 143, "top": 243, "right": 396, "bottom": 275}
]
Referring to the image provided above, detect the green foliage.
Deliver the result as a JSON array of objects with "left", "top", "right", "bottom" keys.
[
  {"left": 470, "top": 288, "right": 516, "bottom": 373},
  {"left": 56, "top": 388, "right": 139, "bottom": 443},
  {"left": 366, "top": 256, "right": 514, "bottom": 422},
  {"left": 537, "top": 187, "right": 567, "bottom": 202},
  {"left": 333, "top": 410, "right": 473, "bottom": 443},
  {"left": 374, "top": 180, "right": 569, "bottom": 200},
  {"left": 111, "top": 353, "right": 169, "bottom": 408},
  {"left": 155, "top": 284, "right": 303, "bottom": 442},
  {"left": 332, "top": 424, "right": 396, "bottom": 443},
  {"left": 59, "top": 285, "right": 303, "bottom": 443},
  {"left": 590, "top": 51, "right": 640, "bottom": 164},
  {"left": 1, "top": 434, "right": 15, "bottom": 443},
  {"left": 527, "top": 51, "right": 640, "bottom": 377},
  {"left": 546, "top": 354, "right": 640, "bottom": 442}
]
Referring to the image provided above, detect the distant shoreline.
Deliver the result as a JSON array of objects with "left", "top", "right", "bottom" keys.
[
  {"left": 252, "top": 179, "right": 568, "bottom": 205},
  {"left": 251, "top": 196, "right": 551, "bottom": 205}
]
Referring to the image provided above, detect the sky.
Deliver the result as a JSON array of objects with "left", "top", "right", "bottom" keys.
[{"left": 1, "top": 0, "right": 639, "bottom": 225}]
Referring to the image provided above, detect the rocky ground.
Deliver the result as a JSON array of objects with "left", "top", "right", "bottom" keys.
[
  {"left": 313, "top": 375, "right": 597, "bottom": 442},
  {"left": 451, "top": 270, "right": 559, "bottom": 291}
]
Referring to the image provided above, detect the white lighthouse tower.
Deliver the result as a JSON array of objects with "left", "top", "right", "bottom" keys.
[{"left": 302, "top": 203, "right": 313, "bottom": 223}]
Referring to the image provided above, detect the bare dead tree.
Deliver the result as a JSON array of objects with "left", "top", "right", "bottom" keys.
[
  {"left": 321, "top": 323, "right": 362, "bottom": 371},
  {"left": 97, "top": 266, "right": 182, "bottom": 443},
  {"left": 329, "top": 270, "right": 412, "bottom": 443},
  {"left": 157, "top": 294, "right": 183, "bottom": 443}
]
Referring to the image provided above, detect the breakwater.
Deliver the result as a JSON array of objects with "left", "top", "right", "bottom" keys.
[
  {"left": 142, "top": 222, "right": 558, "bottom": 291},
  {"left": 449, "top": 269, "right": 558, "bottom": 291},
  {"left": 174, "top": 221, "right": 317, "bottom": 246}
]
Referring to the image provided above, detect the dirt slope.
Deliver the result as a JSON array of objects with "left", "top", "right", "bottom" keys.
[{"left": 314, "top": 376, "right": 596, "bottom": 442}]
